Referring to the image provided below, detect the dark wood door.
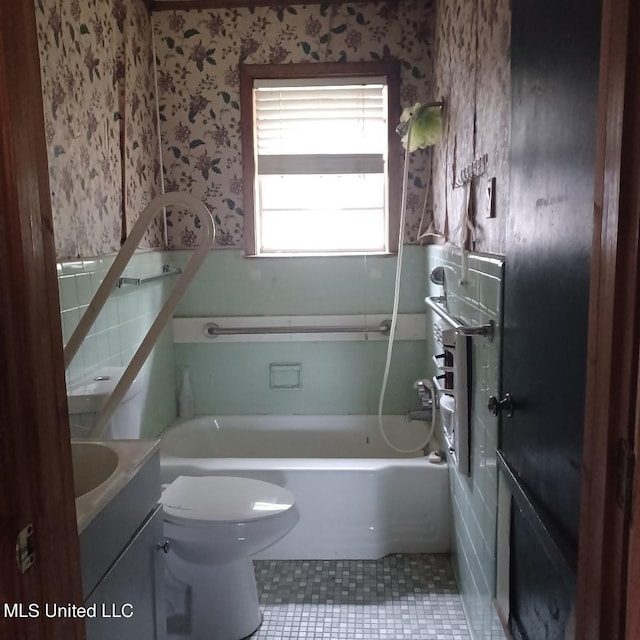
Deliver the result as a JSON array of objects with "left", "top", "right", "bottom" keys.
[
  {"left": 0, "top": 2, "right": 85, "bottom": 638},
  {"left": 575, "top": 0, "right": 640, "bottom": 635},
  {"left": 499, "top": 0, "right": 602, "bottom": 637}
]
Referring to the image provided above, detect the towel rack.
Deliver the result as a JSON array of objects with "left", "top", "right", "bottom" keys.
[
  {"left": 117, "top": 264, "right": 182, "bottom": 287},
  {"left": 425, "top": 296, "right": 494, "bottom": 339},
  {"left": 453, "top": 153, "right": 488, "bottom": 189},
  {"left": 203, "top": 320, "right": 392, "bottom": 338}
]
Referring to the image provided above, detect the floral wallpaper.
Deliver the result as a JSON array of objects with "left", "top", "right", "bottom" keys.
[
  {"left": 153, "top": 1, "right": 435, "bottom": 249},
  {"left": 123, "top": 1, "right": 164, "bottom": 247},
  {"left": 35, "top": 0, "right": 163, "bottom": 259},
  {"left": 431, "top": 0, "right": 510, "bottom": 255}
]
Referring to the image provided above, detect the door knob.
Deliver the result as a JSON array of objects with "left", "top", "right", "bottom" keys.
[{"left": 488, "top": 393, "right": 514, "bottom": 418}]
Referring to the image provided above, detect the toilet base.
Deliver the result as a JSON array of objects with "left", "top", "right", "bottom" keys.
[{"left": 166, "top": 553, "right": 262, "bottom": 640}]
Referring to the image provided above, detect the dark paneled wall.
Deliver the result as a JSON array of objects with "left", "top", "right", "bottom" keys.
[{"left": 503, "top": 0, "right": 602, "bottom": 637}]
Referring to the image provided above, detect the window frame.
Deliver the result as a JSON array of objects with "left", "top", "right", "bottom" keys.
[{"left": 239, "top": 61, "right": 402, "bottom": 257}]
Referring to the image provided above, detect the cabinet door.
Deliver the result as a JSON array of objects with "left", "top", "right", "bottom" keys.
[{"left": 86, "top": 507, "right": 166, "bottom": 640}]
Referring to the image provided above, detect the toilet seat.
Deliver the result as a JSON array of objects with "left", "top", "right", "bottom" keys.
[{"left": 161, "top": 476, "right": 295, "bottom": 525}]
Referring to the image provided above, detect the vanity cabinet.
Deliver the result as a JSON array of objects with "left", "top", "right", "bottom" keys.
[
  {"left": 79, "top": 448, "right": 166, "bottom": 640},
  {"left": 86, "top": 507, "right": 165, "bottom": 640}
]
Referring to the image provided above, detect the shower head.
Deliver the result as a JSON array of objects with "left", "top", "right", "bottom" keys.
[
  {"left": 395, "top": 119, "right": 411, "bottom": 137},
  {"left": 396, "top": 100, "right": 445, "bottom": 151},
  {"left": 396, "top": 99, "right": 445, "bottom": 137}
]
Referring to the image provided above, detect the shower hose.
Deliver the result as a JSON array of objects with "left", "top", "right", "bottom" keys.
[{"left": 377, "top": 119, "right": 436, "bottom": 454}]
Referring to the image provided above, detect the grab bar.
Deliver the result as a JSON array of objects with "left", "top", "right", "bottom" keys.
[
  {"left": 425, "top": 295, "right": 494, "bottom": 339},
  {"left": 203, "top": 320, "right": 392, "bottom": 338},
  {"left": 61, "top": 192, "right": 215, "bottom": 438}
]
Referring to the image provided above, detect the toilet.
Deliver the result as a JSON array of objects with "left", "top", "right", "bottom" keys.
[
  {"left": 66, "top": 366, "right": 146, "bottom": 439},
  {"left": 68, "top": 367, "right": 300, "bottom": 639},
  {"left": 160, "top": 476, "right": 299, "bottom": 640}
]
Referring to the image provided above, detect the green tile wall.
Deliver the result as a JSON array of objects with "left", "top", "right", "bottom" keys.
[
  {"left": 58, "top": 250, "right": 177, "bottom": 438},
  {"left": 58, "top": 246, "right": 431, "bottom": 428},
  {"left": 174, "top": 341, "right": 427, "bottom": 416},
  {"left": 167, "top": 246, "right": 429, "bottom": 316},
  {"left": 169, "top": 246, "right": 430, "bottom": 415},
  {"left": 426, "top": 245, "right": 505, "bottom": 640}
]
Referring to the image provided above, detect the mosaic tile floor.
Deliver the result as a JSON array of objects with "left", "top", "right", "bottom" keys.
[{"left": 250, "top": 554, "right": 470, "bottom": 640}]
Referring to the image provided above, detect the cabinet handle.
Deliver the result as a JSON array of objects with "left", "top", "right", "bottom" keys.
[{"left": 156, "top": 539, "right": 171, "bottom": 554}]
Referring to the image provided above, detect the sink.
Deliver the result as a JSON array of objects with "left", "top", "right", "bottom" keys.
[
  {"left": 72, "top": 439, "right": 159, "bottom": 533},
  {"left": 71, "top": 442, "right": 118, "bottom": 498}
]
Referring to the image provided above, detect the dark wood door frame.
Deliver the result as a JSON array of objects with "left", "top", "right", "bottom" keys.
[
  {"left": 576, "top": 0, "right": 639, "bottom": 637},
  {"left": 0, "top": 2, "right": 84, "bottom": 639}
]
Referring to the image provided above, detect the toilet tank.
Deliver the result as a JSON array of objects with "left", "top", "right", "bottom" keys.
[{"left": 67, "top": 366, "right": 146, "bottom": 439}]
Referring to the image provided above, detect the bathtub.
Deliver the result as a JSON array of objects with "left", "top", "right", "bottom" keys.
[{"left": 160, "top": 415, "right": 451, "bottom": 559}]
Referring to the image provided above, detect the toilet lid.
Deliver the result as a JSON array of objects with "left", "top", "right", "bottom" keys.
[{"left": 160, "top": 476, "right": 295, "bottom": 524}]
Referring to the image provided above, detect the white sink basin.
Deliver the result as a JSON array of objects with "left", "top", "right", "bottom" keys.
[
  {"left": 72, "top": 439, "right": 159, "bottom": 533},
  {"left": 71, "top": 442, "right": 118, "bottom": 498}
]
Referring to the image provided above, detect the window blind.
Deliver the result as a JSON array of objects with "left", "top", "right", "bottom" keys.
[
  {"left": 254, "top": 78, "right": 388, "bottom": 172},
  {"left": 244, "top": 69, "right": 395, "bottom": 255}
]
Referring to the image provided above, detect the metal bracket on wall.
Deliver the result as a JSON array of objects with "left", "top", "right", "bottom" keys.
[
  {"left": 425, "top": 296, "right": 495, "bottom": 340},
  {"left": 117, "top": 264, "right": 182, "bottom": 287},
  {"left": 16, "top": 524, "right": 35, "bottom": 573},
  {"left": 453, "top": 153, "right": 489, "bottom": 188}
]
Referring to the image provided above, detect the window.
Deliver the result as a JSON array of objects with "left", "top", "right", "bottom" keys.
[{"left": 240, "top": 62, "right": 401, "bottom": 256}]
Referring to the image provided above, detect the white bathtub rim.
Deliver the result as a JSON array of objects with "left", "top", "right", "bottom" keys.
[
  {"left": 160, "top": 414, "right": 438, "bottom": 461},
  {"left": 161, "top": 453, "right": 447, "bottom": 472}
]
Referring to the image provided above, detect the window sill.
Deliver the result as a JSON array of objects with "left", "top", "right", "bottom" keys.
[{"left": 245, "top": 250, "right": 398, "bottom": 258}]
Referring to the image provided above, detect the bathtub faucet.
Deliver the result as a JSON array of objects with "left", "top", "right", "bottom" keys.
[{"left": 406, "top": 378, "right": 435, "bottom": 422}]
